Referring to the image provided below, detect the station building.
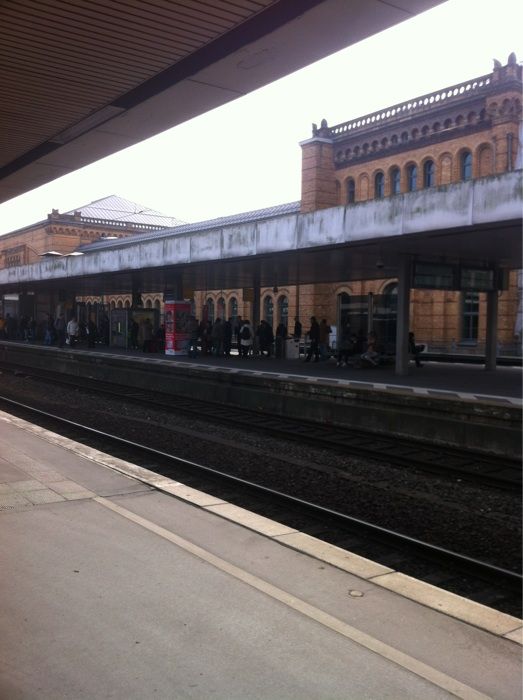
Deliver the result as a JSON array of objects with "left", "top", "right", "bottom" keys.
[
  {"left": 1, "top": 55, "right": 521, "bottom": 356},
  {"left": 0, "top": 195, "right": 182, "bottom": 319},
  {"left": 195, "top": 53, "right": 522, "bottom": 355}
]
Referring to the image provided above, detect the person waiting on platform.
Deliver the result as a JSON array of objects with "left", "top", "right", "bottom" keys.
[
  {"left": 55, "top": 314, "right": 66, "bottom": 348},
  {"left": 409, "top": 332, "right": 425, "bottom": 368},
  {"left": 66, "top": 316, "right": 79, "bottom": 348},
  {"left": 257, "top": 320, "right": 274, "bottom": 357},
  {"left": 239, "top": 319, "right": 253, "bottom": 357},
  {"left": 304, "top": 316, "right": 320, "bottom": 362},
  {"left": 275, "top": 321, "right": 287, "bottom": 358},
  {"left": 360, "top": 330, "right": 379, "bottom": 366},
  {"left": 223, "top": 318, "right": 233, "bottom": 356},
  {"left": 86, "top": 317, "right": 97, "bottom": 349},
  {"left": 293, "top": 317, "right": 302, "bottom": 340},
  {"left": 336, "top": 323, "right": 355, "bottom": 367},
  {"left": 211, "top": 318, "right": 224, "bottom": 356},
  {"left": 319, "top": 318, "right": 332, "bottom": 360},
  {"left": 187, "top": 316, "right": 199, "bottom": 358}
]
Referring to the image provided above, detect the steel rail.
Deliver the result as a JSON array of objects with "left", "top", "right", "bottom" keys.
[{"left": 1, "top": 392, "right": 520, "bottom": 587}]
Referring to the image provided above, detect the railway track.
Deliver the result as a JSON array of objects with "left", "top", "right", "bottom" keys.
[
  {"left": 0, "top": 390, "right": 521, "bottom": 619},
  {"left": 0, "top": 362, "right": 519, "bottom": 491}
]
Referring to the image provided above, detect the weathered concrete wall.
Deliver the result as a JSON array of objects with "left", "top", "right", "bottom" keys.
[
  {"left": 1, "top": 343, "right": 520, "bottom": 460},
  {"left": 0, "top": 171, "right": 520, "bottom": 287}
]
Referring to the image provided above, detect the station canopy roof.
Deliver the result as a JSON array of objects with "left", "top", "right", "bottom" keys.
[{"left": 0, "top": 0, "right": 444, "bottom": 205}]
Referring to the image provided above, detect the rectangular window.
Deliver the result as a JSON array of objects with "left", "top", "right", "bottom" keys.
[
  {"left": 413, "top": 263, "right": 455, "bottom": 290},
  {"left": 461, "top": 292, "right": 479, "bottom": 341}
]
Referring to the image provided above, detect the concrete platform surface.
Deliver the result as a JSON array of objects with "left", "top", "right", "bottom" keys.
[
  {"left": 0, "top": 409, "right": 521, "bottom": 700},
  {"left": 2, "top": 340, "right": 522, "bottom": 401}
]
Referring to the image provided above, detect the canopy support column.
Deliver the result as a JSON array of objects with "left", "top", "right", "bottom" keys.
[
  {"left": 253, "top": 268, "right": 261, "bottom": 329},
  {"left": 485, "top": 290, "right": 499, "bottom": 371},
  {"left": 395, "top": 256, "right": 411, "bottom": 376}
]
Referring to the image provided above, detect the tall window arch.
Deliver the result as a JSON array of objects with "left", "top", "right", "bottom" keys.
[
  {"left": 228, "top": 297, "right": 238, "bottom": 324},
  {"left": 217, "top": 297, "right": 225, "bottom": 319},
  {"left": 263, "top": 295, "right": 274, "bottom": 328},
  {"left": 206, "top": 298, "right": 215, "bottom": 323},
  {"left": 406, "top": 164, "right": 417, "bottom": 192},
  {"left": 145, "top": 299, "right": 152, "bottom": 308},
  {"left": 277, "top": 295, "right": 288, "bottom": 328},
  {"left": 346, "top": 178, "right": 355, "bottom": 204},
  {"left": 374, "top": 172, "right": 385, "bottom": 199},
  {"left": 337, "top": 292, "right": 351, "bottom": 329},
  {"left": 423, "top": 160, "right": 435, "bottom": 188},
  {"left": 383, "top": 282, "right": 398, "bottom": 297},
  {"left": 390, "top": 167, "right": 401, "bottom": 195},
  {"left": 461, "top": 150, "right": 472, "bottom": 181}
]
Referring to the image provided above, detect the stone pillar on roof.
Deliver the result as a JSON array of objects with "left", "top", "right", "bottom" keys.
[{"left": 299, "top": 119, "right": 337, "bottom": 213}]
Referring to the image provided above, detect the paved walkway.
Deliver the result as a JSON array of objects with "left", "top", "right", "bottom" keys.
[{"left": 1, "top": 409, "right": 521, "bottom": 699}]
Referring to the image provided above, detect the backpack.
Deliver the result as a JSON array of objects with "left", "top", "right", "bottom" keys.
[{"left": 241, "top": 325, "right": 251, "bottom": 340}]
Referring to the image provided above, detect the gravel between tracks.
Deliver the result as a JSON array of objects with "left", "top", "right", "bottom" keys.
[{"left": 1, "top": 371, "right": 521, "bottom": 572}]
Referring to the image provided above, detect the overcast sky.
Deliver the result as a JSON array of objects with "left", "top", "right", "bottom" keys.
[{"left": 0, "top": 0, "right": 521, "bottom": 236}]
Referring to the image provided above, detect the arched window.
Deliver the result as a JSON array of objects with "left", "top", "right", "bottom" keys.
[
  {"left": 390, "top": 167, "right": 401, "bottom": 195},
  {"left": 124, "top": 300, "right": 131, "bottom": 309},
  {"left": 337, "top": 292, "right": 351, "bottom": 329},
  {"left": 374, "top": 172, "right": 385, "bottom": 199},
  {"left": 461, "top": 150, "right": 472, "bottom": 181},
  {"left": 110, "top": 300, "right": 116, "bottom": 310},
  {"left": 346, "top": 178, "right": 355, "bottom": 204},
  {"left": 206, "top": 298, "right": 214, "bottom": 323},
  {"left": 217, "top": 297, "right": 225, "bottom": 319},
  {"left": 263, "top": 296, "right": 274, "bottom": 328},
  {"left": 383, "top": 282, "right": 398, "bottom": 297},
  {"left": 117, "top": 300, "right": 123, "bottom": 309},
  {"left": 406, "top": 164, "right": 417, "bottom": 192},
  {"left": 423, "top": 160, "right": 435, "bottom": 188},
  {"left": 145, "top": 299, "right": 152, "bottom": 308},
  {"left": 277, "top": 295, "right": 288, "bottom": 328},
  {"left": 229, "top": 297, "right": 238, "bottom": 324},
  {"left": 154, "top": 299, "right": 161, "bottom": 310}
]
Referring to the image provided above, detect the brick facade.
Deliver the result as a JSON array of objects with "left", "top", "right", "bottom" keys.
[
  {"left": 197, "top": 56, "right": 521, "bottom": 354},
  {"left": 2, "top": 57, "right": 521, "bottom": 354}
]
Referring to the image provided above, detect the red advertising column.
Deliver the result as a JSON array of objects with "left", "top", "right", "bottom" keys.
[{"left": 164, "top": 299, "right": 191, "bottom": 355}]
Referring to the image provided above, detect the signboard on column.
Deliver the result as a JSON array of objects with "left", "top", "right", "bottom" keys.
[{"left": 164, "top": 299, "right": 191, "bottom": 355}]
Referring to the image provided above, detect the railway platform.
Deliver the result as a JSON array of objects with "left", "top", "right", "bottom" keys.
[
  {"left": 1, "top": 340, "right": 521, "bottom": 460},
  {"left": 1, "top": 409, "right": 521, "bottom": 699}
]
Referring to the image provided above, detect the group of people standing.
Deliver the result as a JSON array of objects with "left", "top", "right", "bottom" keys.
[
  {"left": 303, "top": 316, "right": 425, "bottom": 368},
  {"left": 185, "top": 317, "right": 283, "bottom": 359},
  {"left": 0, "top": 311, "right": 109, "bottom": 349},
  {"left": 303, "top": 317, "right": 332, "bottom": 362}
]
